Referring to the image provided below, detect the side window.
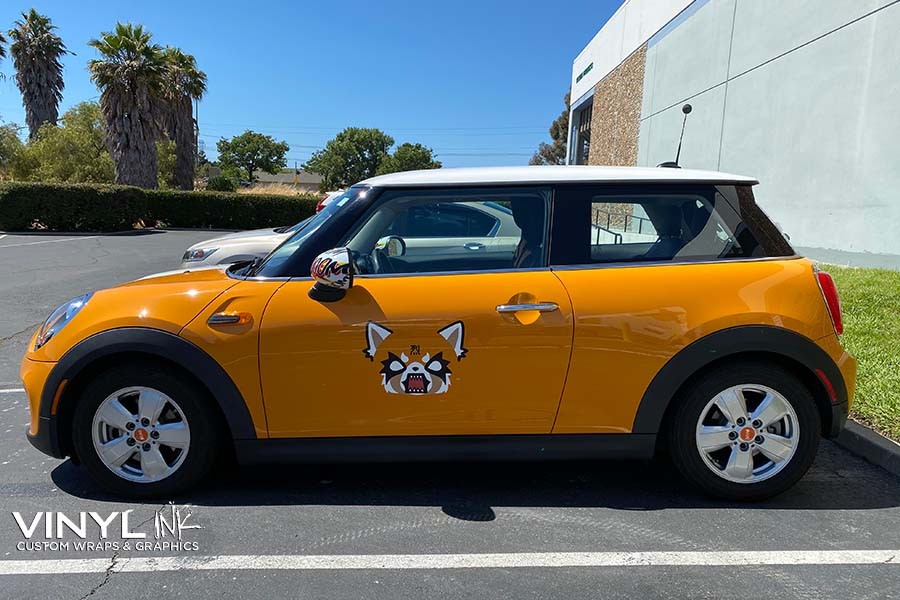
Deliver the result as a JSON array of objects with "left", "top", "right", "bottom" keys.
[
  {"left": 344, "top": 187, "right": 549, "bottom": 275},
  {"left": 387, "top": 203, "right": 498, "bottom": 238},
  {"left": 584, "top": 190, "right": 749, "bottom": 264}
]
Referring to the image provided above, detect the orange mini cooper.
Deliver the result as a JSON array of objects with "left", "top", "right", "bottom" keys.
[{"left": 21, "top": 166, "right": 855, "bottom": 500}]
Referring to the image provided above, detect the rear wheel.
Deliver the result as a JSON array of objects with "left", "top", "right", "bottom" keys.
[
  {"left": 669, "top": 361, "right": 820, "bottom": 501},
  {"left": 71, "top": 365, "right": 220, "bottom": 498}
]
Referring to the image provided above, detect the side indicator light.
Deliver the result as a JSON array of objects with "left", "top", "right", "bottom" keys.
[{"left": 208, "top": 311, "right": 252, "bottom": 326}]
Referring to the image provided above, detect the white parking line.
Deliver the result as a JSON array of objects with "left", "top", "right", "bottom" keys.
[
  {"left": 0, "top": 388, "right": 24, "bottom": 394},
  {"left": 0, "top": 236, "right": 99, "bottom": 249},
  {"left": 0, "top": 550, "right": 897, "bottom": 575}
]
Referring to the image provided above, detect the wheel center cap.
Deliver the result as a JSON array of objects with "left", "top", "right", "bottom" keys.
[
  {"left": 134, "top": 428, "right": 149, "bottom": 442},
  {"left": 739, "top": 426, "right": 756, "bottom": 442}
]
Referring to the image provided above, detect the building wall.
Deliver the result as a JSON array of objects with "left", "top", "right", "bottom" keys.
[
  {"left": 587, "top": 45, "right": 647, "bottom": 167},
  {"left": 635, "top": 0, "right": 900, "bottom": 258},
  {"left": 571, "top": 0, "right": 693, "bottom": 102}
]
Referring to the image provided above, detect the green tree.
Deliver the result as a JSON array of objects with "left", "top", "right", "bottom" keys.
[
  {"left": 9, "top": 10, "right": 69, "bottom": 141},
  {"left": 161, "top": 47, "right": 206, "bottom": 190},
  {"left": 157, "top": 138, "right": 176, "bottom": 189},
  {"left": 12, "top": 102, "right": 114, "bottom": 183},
  {"left": 88, "top": 23, "right": 166, "bottom": 188},
  {"left": 304, "top": 127, "right": 394, "bottom": 190},
  {"left": 376, "top": 142, "right": 441, "bottom": 175},
  {"left": 529, "top": 92, "right": 570, "bottom": 166},
  {"left": 0, "top": 124, "right": 24, "bottom": 179},
  {"left": 0, "top": 31, "right": 6, "bottom": 63},
  {"left": 216, "top": 130, "right": 289, "bottom": 183}
]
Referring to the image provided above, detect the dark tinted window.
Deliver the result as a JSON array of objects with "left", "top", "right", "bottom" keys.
[{"left": 550, "top": 184, "right": 793, "bottom": 266}]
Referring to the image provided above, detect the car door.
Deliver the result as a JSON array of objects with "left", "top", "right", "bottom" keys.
[{"left": 258, "top": 185, "right": 573, "bottom": 438}]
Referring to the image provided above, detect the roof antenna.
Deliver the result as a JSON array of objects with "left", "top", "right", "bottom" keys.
[{"left": 658, "top": 103, "right": 692, "bottom": 169}]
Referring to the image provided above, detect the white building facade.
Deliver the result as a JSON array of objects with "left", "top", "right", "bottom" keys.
[{"left": 568, "top": 0, "right": 900, "bottom": 265}]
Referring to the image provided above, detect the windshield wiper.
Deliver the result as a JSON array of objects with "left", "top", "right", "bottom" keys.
[{"left": 245, "top": 256, "right": 263, "bottom": 277}]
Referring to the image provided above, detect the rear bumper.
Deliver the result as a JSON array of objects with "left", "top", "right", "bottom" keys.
[{"left": 817, "top": 334, "right": 857, "bottom": 439}]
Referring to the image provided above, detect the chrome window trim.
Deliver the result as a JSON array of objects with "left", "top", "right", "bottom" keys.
[
  {"left": 550, "top": 254, "right": 803, "bottom": 272},
  {"left": 234, "top": 255, "right": 802, "bottom": 283},
  {"left": 335, "top": 255, "right": 802, "bottom": 281},
  {"left": 352, "top": 267, "right": 553, "bottom": 280}
]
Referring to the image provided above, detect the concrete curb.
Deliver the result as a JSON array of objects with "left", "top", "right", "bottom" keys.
[{"left": 834, "top": 420, "right": 900, "bottom": 477}]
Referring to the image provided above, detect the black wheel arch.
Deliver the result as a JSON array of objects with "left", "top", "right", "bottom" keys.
[
  {"left": 632, "top": 326, "right": 848, "bottom": 439},
  {"left": 39, "top": 327, "right": 258, "bottom": 459}
]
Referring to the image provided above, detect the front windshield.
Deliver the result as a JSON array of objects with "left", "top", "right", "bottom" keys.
[
  {"left": 283, "top": 216, "right": 313, "bottom": 234},
  {"left": 253, "top": 189, "right": 358, "bottom": 275}
]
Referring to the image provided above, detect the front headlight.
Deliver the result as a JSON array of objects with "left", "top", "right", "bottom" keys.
[
  {"left": 34, "top": 293, "right": 93, "bottom": 351},
  {"left": 182, "top": 247, "right": 218, "bottom": 263}
]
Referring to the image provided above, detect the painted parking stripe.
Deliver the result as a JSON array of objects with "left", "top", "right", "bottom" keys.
[
  {"left": 0, "top": 550, "right": 897, "bottom": 575},
  {"left": 0, "top": 388, "right": 25, "bottom": 394},
  {"left": 0, "top": 236, "right": 99, "bottom": 249}
]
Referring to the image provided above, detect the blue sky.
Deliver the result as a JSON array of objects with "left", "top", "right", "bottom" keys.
[{"left": 0, "top": 0, "right": 618, "bottom": 168}]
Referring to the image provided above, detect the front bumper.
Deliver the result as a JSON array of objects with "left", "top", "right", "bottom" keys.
[{"left": 21, "top": 357, "right": 65, "bottom": 459}]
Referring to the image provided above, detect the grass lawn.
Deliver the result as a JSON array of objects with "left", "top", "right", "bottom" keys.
[{"left": 823, "top": 264, "right": 900, "bottom": 441}]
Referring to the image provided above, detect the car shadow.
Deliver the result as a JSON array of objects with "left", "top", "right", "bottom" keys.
[{"left": 50, "top": 442, "right": 900, "bottom": 517}]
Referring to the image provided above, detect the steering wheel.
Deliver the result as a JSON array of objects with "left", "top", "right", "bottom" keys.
[{"left": 370, "top": 248, "right": 395, "bottom": 275}]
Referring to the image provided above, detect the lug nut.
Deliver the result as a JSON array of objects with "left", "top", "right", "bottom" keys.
[
  {"left": 126, "top": 438, "right": 136, "bottom": 446},
  {"left": 150, "top": 430, "right": 159, "bottom": 439},
  {"left": 140, "top": 418, "right": 150, "bottom": 426},
  {"left": 142, "top": 443, "right": 151, "bottom": 451},
  {"left": 755, "top": 435, "right": 764, "bottom": 444},
  {"left": 125, "top": 422, "right": 135, "bottom": 431},
  {"left": 728, "top": 431, "right": 738, "bottom": 440},
  {"left": 739, "top": 443, "right": 749, "bottom": 451},
  {"left": 752, "top": 419, "right": 762, "bottom": 428},
  {"left": 736, "top": 417, "right": 746, "bottom": 426}
]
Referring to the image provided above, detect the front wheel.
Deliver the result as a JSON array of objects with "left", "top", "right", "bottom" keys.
[
  {"left": 71, "top": 365, "right": 221, "bottom": 498},
  {"left": 669, "top": 361, "right": 821, "bottom": 501}
]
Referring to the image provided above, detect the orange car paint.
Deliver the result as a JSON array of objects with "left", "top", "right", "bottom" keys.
[
  {"left": 259, "top": 271, "right": 573, "bottom": 437},
  {"left": 22, "top": 257, "right": 854, "bottom": 442},
  {"left": 551, "top": 258, "right": 835, "bottom": 433}
]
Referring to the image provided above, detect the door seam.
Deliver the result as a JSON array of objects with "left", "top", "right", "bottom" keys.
[{"left": 548, "top": 268, "right": 577, "bottom": 433}]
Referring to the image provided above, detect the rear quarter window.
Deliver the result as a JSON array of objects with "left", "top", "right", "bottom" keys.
[{"left": 549, "top": 183, "right": 795, "bottom": 266}]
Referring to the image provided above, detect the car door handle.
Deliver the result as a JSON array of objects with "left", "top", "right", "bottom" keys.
[
  {"left": 464, "top": 242, "right": 485, "bottom": 251},
  {"left": 495, "top": 303, "right": 559, "bottom": 313}
]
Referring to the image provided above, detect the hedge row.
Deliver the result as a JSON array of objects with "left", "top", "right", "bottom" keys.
[{"left": 0, "top": 182, "right": 320, "bottom": 232}]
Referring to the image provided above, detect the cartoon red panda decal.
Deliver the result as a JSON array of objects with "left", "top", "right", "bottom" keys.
[{"left": 362, "top": 321, "right": 467, "bottom": 395}]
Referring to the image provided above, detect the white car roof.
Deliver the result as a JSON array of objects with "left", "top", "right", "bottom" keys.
[{"left": 359, "top": 165, "right": 757, "bottom": 187}]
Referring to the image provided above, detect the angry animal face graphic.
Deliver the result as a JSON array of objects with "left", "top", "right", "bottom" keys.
[
  {"left": 379, "top": 351, "right": 452, "bottom": 394},
  {"left": 363, "top": 321, "right": 467, "bottom": 395}
]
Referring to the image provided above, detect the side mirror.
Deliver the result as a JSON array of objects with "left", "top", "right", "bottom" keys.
[
  {"left": 309, "top": 247, "right": 354, "bottom": 302},
  {"left": 375, "top": 235, "right": 406, "bottom": 257}
]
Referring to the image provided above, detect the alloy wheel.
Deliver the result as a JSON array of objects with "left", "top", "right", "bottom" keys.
[
  {"left": 694, "top": 384, "right": 799, "bottom": 484},
  {"left": 91, "top": 386, "right": 191, "bottom": 483}
]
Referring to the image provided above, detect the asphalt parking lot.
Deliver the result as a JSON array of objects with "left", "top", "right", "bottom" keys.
[{"left": 0, "top": 230, "right": 898, "bottom": 599}]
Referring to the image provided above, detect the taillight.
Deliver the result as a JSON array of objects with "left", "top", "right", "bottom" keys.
[
  {"left": 815, "top": 269, "right": 843, "bottom": 335},
  {"left": 315, "top": 199, "right": 325, "bottom": 212}
]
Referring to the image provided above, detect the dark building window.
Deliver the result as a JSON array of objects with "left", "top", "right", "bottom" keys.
[{"left": 570, "top": 101, "right": 593, "bottom": 165}]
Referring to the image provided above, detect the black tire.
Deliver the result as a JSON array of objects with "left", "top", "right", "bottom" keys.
[
  {"left": 71, "top": 364, "right": 221, "bottom": 498},
  {"left": 668, "top": 361, "right": 820, "bottom": 501}
]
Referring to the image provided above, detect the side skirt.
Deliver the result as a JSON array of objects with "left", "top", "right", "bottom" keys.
[{"left": 234, "top": 434, "right": 658, "bottom": 465}]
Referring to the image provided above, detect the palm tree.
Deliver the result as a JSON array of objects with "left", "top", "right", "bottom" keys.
[
  {"left": 162, "top": 47, "right": 206, "bottom": 190},
  {"left": 88, "top": 23, "right": 166, "bottom": 188},
  {"left": 0, "top": 31, "right": 7, "bottom": 64},
  {"left": 8, "top": 10, "right": 68, "bottom": 141}
]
